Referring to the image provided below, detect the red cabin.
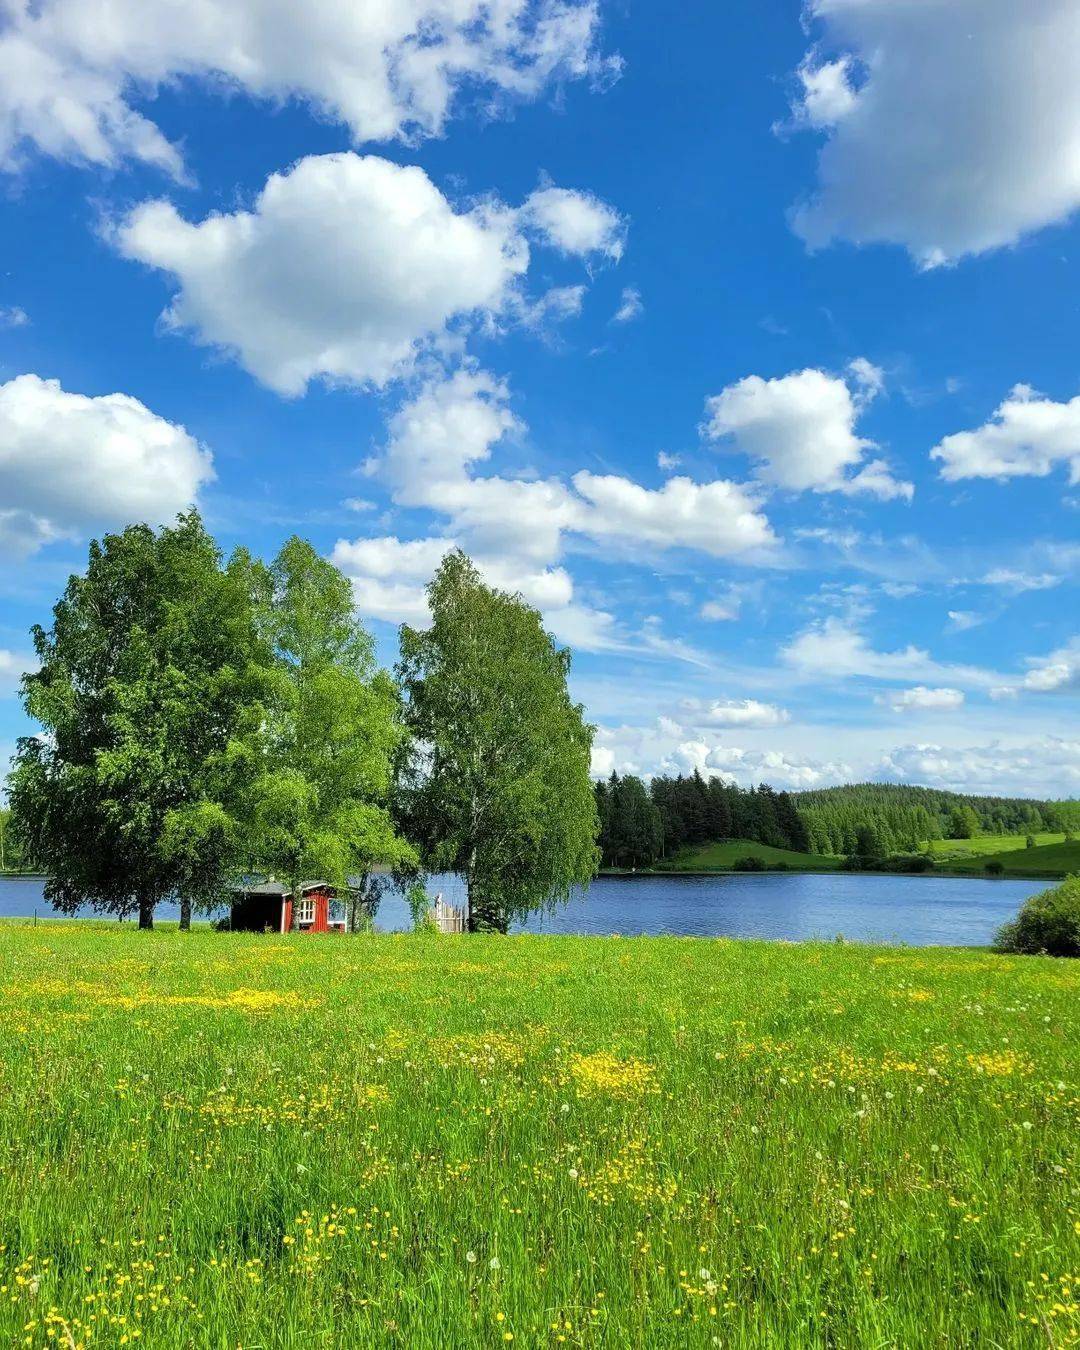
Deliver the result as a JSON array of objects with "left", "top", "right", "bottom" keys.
[{"left": 229, "top": 881, "right": 347, "bottom": 934}]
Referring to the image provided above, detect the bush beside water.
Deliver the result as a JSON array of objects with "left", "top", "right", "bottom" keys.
[{"left": 995, "top": 874, "right": 1080, "bottom": 957}]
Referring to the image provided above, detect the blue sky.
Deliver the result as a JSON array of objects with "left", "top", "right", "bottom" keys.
[{"left": 0, "top": 0, "right": 1078, "bottom": 797}]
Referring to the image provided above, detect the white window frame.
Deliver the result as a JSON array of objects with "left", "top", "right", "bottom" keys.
[{"left": 295, "top": 895, "right": 316, "bottom": 926}]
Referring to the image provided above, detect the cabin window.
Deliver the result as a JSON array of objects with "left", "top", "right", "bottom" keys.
[{"left": 295, "top": 896, "right": 316, "bottom": 926}]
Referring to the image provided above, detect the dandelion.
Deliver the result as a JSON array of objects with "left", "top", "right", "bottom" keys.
[{"left": 465, "top": 1251, "right": 477, "bottom": 1264}]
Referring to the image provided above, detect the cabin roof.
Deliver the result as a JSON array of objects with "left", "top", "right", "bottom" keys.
[{"left": 230, "top": 880, "right": 331, "bottom": 898}]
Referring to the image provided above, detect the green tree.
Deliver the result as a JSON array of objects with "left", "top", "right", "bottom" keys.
[
  {"left": 949, "top": 805, "right": 980, "bottom": 840},
  {"left": 0, "top": 806, "right": 25, "bottom": 872},
  {"left": 854, "top": 823, "right": 883, "bottom": 860},
  {"left": 9, "top": 514, "right": 263, "bottom": 928},
  {"left": 397, "top": 551, "right": 599, "bottom": 932},
  {"left": 241, "top": 537, "right": 415, "bottom": 902}
]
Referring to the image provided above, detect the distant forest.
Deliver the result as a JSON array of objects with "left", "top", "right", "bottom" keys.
[
  {"left": 797, "top": 783, "right": 1080, "bottom": 856},
  {"left": 595, "top": 774, "right": 1080, "bottom": 868},
  {"left": 596, "top": 773, "right": 808, "bottom": 868}
]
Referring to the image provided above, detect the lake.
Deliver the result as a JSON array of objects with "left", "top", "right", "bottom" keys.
[{"left": 0, "top": 871, "right": 1045, "bottom": 945}]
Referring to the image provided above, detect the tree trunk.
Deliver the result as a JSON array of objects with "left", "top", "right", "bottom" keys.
[
  {"left": 138, "top": 895, "right": 154, "bottom": 930},
  {"left": 179, "top": 896, "right": 192, "bottom": 932},
  {"left": 466, "top": 871, "right": 507, "bottom": 933}
]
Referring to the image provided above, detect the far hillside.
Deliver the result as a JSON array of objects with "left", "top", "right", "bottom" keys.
[
  {"left": 654, "top": 839, "right": 839, "bottom": 873},
  {"left": 794, "top": 783, "right": 1080, "bottom": 856},
  {"left": 595, "top": 771, "right": 1079, "bottom": 876},
  {"left": 934, "top": 837, "right": 1080, "bottom": 879}
]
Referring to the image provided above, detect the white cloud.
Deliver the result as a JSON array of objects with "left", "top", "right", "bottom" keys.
[
  {"left": 932, "top": 385, "right": 1080, "bottom": 485},
  {"left": 992, "top": 639, "right": 1080, "bottom": 699},
  {"left": 521, "top": 186, "right": 626, "bottom": 259},
  {"left": 117, "top": 156, "right": 622, "bottom": 397},
  {"left": 781, "top": 617, "right": 994, "bottom": 689},
  {"left": 789, "top": 0, "right": 1080, "bottom": 267},
  {"left": 612, "top": 286, "right": 643, "bottom": 324},
  {"left": 0, "top": 648, "right": 35, "bottom": 697},
  {"left": 0, "top": 0, "right": 613, "bottom": 176},
  {"left": 877, "top": 686, "right": 964, "bottom": 714},
  {"left": 946, "top": 610, "right": 986, "bottom": 634},
  {"left": 702, "top": 361, "right": 912, "bottom": 500},
  {"left": 591, "top": 718, "right": 850, "bottom": 787},
  {"left": 0, "top": 373, "right": 213, "bottom": 556},
  {"left": 368, "top": 366, "right": 777, "bottom": 570},
  {"left": 700, "top": 599, "right": 737, "bottom": 622},
  {"left": 656, "top": 451, "right": 681, "bottom": 470},
  {"left": 347, "top": 365, "right": 781, "bottom": 655},
  {"left": 0, "top": 306, "right": 28, "bottom": 328},
  {"left": 331, "top": 533, "right": 575, "bottom": 627},
  {"left": 679, "top": 697, "right": 791, "bottom": 729},
  {"left": 571, "top": 472, "right": 777, "bottom": 558},
  {"left": 115, "top": 154, "right": 536, "bottom": 397},
  {"left": 880, "top": 737, "right": 1080, "bottom": 796},
  {"left": 981, "top": 568, "right": 1062, "bottom": 594}
]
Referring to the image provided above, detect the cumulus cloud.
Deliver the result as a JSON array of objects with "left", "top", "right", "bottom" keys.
[
  {"left": 520, "top": 186, "right": 626, "bottom": 259},
  {"left": 570, "top": 472, "right": 776, "bottom": 558},
  {"left": 0, "top": 0, "right": 614, "bottom": 176},
  {"left": 115, "top": 154, "right": 623, "bottom": 396},
  {"left": 0, "top": 373, "right": 213, "bottom": 557},
  {"left": 679, "top": 698, "right": 790, "bottom": 729},
  {"left": 343, "top": 362, "right": 780, "bottom": 654},
  {"left": 331, "top": 533, "right": 576, "bottom": 630},
  {"left": 876, "top": 686, "right": 965, "bottom": 714},
  {"left": 788, "top": 0, "right": 1080, "bottom": 267},
  {"left": 365, "top": 365, "right": 777, "bottom": 567},
  {"left": 590, "top": 717, "right": 850, "bottom": 787},
  {"left": 702, "top": 361, "right": 912, "bottom": 500},
  {"left": 991, "top": 639, "right": 1080, "bottom": 699},
  {"left": 879, "top": 737, "right": 1080, "bottom": 797},
  {"left": 931, "top": 385, "right": 1080, "bottom": 484}
]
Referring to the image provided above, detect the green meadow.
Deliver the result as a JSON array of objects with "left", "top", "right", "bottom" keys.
[
  {"left": 933, "top": 835, "right": 1080, "bottom": 878},
  {"left": 655, "top": 838, "right": 840, "bottom": 872},
  {"left": 1, "top": 923, "right": 1077, "bottom": 1348}
]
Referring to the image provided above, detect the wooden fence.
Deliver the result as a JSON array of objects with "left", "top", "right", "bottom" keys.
[{"left": 433, "top": 893, "right": 465, "bottom": 934}]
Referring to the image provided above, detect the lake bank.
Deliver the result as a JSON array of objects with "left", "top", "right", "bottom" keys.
[{"left": 1, "top": 870, "right": 1044, "bottom": 946}]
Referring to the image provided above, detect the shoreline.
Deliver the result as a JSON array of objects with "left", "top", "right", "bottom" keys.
[{"left": 598, "top": 864, "right": 1067, "bottom": 882}]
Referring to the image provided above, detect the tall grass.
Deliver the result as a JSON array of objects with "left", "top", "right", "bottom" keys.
[{"left": 1, "top": 923, "right": 1077, "bottom": 1347}]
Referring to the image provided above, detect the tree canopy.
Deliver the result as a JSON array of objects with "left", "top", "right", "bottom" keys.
[
  {"left": 396, "top": 551, "right": 598, "bottom": 932},
  {"left": 239, "top": 536, "right": 415, "bottom": 898},
  {"left": 9, "top": 513, "right": 263, "bottom": 927}
]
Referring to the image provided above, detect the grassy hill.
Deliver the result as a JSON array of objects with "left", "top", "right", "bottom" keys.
[
  {"left": 934, "top": 835, "right": 1080, "bottom": 879},
  {"left": 655, "top": 837, "right": 840, "bottom": 872},
  {"left": 632, "top": 832, "right": 1078, "bottom": 879},
  {"left": 928, "top": 832, "right": 1066, "bottom": 857},
  {"left": 0, "top": 922, "right": 1076, "bottom": 1345}
]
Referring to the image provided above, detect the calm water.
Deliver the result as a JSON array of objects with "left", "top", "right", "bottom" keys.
[{"left": 0, "top": 871, "right": 1044, "bottom": 946}]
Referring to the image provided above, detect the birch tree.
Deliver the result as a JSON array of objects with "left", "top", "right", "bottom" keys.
[{"left": 396, "top": 551, "right": 599, "bottom": 932}]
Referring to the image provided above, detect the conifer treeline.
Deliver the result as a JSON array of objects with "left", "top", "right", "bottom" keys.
[
  {"left": 595, "top": 775, "right": 1080, "bottom": 868},
  {"left": 595, "top": 772, "right": 808, "bottom": 868},
  {"left": 796, "top": 784, "right": 1080, "bottom": 857}
]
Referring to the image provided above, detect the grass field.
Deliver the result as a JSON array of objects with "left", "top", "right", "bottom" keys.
[
  {"left": 933, "top": 835, "right": 1080, "bottom": 879},
  {"left": 1, "top": 924, "right": 1078, "bottom": 1348},
  {"left": 928, "top": 833, "right": 1067, "bottom": 857},
  {"left": 655, "top": 838, "right": 840, "bottom": 872}
]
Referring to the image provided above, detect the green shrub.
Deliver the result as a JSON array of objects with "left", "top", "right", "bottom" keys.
[
  {"left": 732, "top": 855, "right": 767, "bottom": 872},
  {"left": 994, "top": 875, "right": 1080, "bottom": 957},
  {"left": 984, "top": 859, "right": 1005, "bottom": 877}
]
